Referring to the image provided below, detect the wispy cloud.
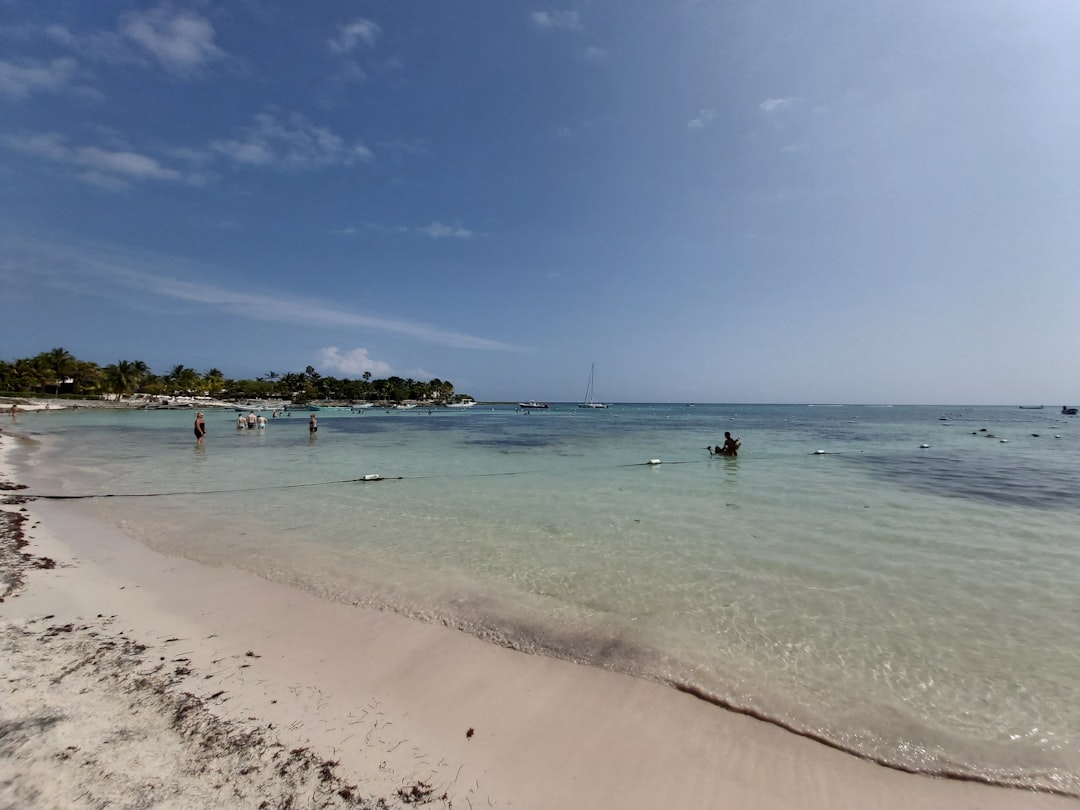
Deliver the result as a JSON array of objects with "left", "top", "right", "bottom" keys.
[
  {"left": 327, "top": 18, "right": 381, "bottom": 82},
  {"left": 211, "top": 111, "right": 374, "bottom": 170},
  {"left": 0, "top": 57, "right": 79, "bottom": 100},
  {"left": 329, "top": 19, "right": 381, "bottom": 53},
  {"left": 687, "top": 109, "right": 717, "bottom": 130},
  {"left": 419, "top": 222, "right": 473, "bottom": 239},
  {"left": 119, "top": 6, "right": 226, "bottom": 77},
  {"left": 316, "top": 346, "right": 392, "bottom": 377},
  {"left": 2, "top": 133, "right": 187, "bottom": 189},
  {"left": 760, "top": 97, "right": 796, "bottom": 113},
  {"left": 529, "top": 11, "right": 583, "bottom": 32},
  {"left": 7, "top": 235, "right": 517, "bottom": 351}
]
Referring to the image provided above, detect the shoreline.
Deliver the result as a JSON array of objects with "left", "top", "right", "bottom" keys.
[{"left": 1, "top": 431, "right": 1078, "bottom": 808}]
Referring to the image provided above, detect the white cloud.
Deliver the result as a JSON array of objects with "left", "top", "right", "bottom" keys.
[
  {"left": 760, "top": 97, "right": 796, "bottom": 113},
  {"left": 583, "top": 45, "right": 606, "bottom": 61},
  {"left": 419, "top": 222, "right": 473, "bottom": 239},
  {"left": 0, "top": 57, "right": 78, "bottom": 100},
  {"left": 329, "top": 19, "right": 380, "bottom": 53},
  {"left": 316, "top": 347, "right": 392, "bottom": 377},
  {"left": 6, "top": 236, "right": 518, "bottom": 351},
  {"left": 529, "top": 11, "right": 583, "bottom": 31},
  {"left": 3, "top": 133, "right": 185, "bottom": 188},
  {"left": 687, "top": 109, "right": 717, "bottom": 130},
  {"left": 120, "top": 7, "right": 225, "bottom": 77},
  {"left": 211, "top": 111, "right": 374, "bottom": 171}
]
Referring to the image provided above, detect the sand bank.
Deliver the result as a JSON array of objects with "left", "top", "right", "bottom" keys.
[{"left": 1, "top": 434, "right": 1077, "bottom": 809}]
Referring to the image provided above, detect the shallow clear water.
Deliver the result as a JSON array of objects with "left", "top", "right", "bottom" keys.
[{"left": 11, "top": 403, "right": 1080, "bottom": 792}]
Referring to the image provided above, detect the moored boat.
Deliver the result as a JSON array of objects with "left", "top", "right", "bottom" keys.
[
  {"left": 518, "top": 400, "right": 549, "bottom": 410},
  {"left": 577, "top": 362, "right": 609, "bottom": 409}
]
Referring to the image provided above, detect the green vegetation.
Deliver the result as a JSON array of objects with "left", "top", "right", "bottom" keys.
[{"left": 0, "top": 347, "right": 465, "bottom": 404}]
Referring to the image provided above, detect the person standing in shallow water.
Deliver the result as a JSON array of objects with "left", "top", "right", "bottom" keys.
[
  {"left": 309, "top": 413, "right": 317, "bottom": 434},
  {"left": 193, "top": 411, "right": 206, "bottom": 445},
  {"left": 712, "top": 431, "right": 739, "bottom": 457}
]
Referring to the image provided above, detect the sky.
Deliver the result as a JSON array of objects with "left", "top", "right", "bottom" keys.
[{"left": 2, "top": 1, "right": 1080, "bottom": 404}]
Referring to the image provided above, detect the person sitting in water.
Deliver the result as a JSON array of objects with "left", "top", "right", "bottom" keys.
[{"left": 711, "top": 431, "right": 740, "bottom": 457}]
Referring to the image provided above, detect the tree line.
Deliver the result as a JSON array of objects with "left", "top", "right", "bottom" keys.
[{"left": 0, "top": 347, "right": 464, "bottom": 404}]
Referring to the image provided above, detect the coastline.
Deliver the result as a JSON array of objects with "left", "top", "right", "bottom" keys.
[{"left": 1, "top": 430, "right": 1078, "bottom": 809}]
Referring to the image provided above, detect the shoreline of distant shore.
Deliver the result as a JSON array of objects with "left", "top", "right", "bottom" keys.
[{"left": 1, "top": 430, "right": 1078, "bottom": 809}]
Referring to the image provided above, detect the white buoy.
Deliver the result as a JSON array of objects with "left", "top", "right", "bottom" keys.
[
  {"left": 920, "top": 443, "right": 930, "bottom": 449},
  {"left": 814, "top": 449, "right": 826, "bottom": 455},
  {"left": 363, "top": 473, "right": 382, "bottom": 480},
  {"left": 648, "top": 458, "right": 661, "bottom": 465}
]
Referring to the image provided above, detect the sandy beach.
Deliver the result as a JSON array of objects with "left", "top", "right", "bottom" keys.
[{"left": 1, "top": 427, "right": 1078, "bottom": 810}]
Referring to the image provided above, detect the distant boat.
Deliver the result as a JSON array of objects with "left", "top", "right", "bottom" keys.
[
  {"left": 518, "top": 401, "right": 549, "bottom": 410},
  {"left": 578, "top": 362, "right": 609, "bottom": 409},
  {"left": 1018, "top": 405, "right": 1044, "bottom": 410},
  {"left": 351, "top": 402, "right": 375, "bottom": 410},
  {"left": 445, "top": 399, "right": 477, "bottom": 409},
  {"left": 233, "top": 399, "right": 291, "bottom": 413},
  {"left": 1063, "top": 406, "right": 1079, "bottom": 415},
  {"left": 392, "top": 403, "right": 417, "bottom": 410}
]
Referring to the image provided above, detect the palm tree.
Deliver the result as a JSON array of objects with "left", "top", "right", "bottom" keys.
[
  {"left": 71, "top": 360, "right": 102, "bottom": 396},
  {"left": 168, "top": 364, "right": 200, "bottom": 394},
  {"left": 0, "top": 361, "right": 16, "bottom": 392},
  {"left": 203, "top": 368, "right": 225, "bottom": 397},
  {"left": 38, "top": 347, "right": 76, "bottom": 395},
  {"left": 13, "top": 358, "right": 45, "bottom": 393},
  {"left": 103, "top": 360, "right": 138, "bottom": 401}
]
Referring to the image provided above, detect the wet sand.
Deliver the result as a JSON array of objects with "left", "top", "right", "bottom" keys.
[{"left": 1, "top": 431, "right": 1077, "bottom": 809}]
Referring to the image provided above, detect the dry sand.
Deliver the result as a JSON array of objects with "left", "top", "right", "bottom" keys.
[{"left": 1, "top": 429, "right": 1078, "bottom": 809}]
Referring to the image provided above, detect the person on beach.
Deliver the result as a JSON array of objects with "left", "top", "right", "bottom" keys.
[
  {"left": 309, "top": 413, "right": 317, "bottom": 434},
  {"left": 8, "top": 404, "right": 16, "bottom": 419},
  {"left": 194, "top": 411, "right": 206, "bottom": 445}
]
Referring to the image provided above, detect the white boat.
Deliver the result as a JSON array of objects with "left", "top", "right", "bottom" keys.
[
  {"left": 392, "top": 403, "right": 417, "bottom": 410},
  {"left": 233, "top": 399, "right": 291, "bottom": 413},
  {"left": 577, "top": 362, "right": 609, "bottom": 409},
  {"left": 445, "top": 399, "right": 477, "bottom": 409},
  {"left": 351, "top": 402, "right": 375, "bottom": 410},
  {"left": 518, "top": 400, "right": 549, "bottom": 410}
]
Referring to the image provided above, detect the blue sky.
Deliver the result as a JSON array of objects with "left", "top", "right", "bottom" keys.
[{"left": 2, "top": 1, "right": 1079, "bottom": 404}]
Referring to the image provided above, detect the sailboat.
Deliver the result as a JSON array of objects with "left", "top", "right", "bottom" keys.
[{"left": 578, "top": 362, "right": 610, "bottom": 409}]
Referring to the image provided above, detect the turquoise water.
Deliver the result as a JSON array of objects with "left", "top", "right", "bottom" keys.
[{"left": 10, "top": 403, "right": 1080, "bottom": 793}]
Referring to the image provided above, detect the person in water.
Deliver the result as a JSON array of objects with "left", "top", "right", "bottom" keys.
[
  {"left": 713, "top": 431, "right": 740, "bottom": 457},
  {"left": 309, "top": 413, "right": 317, "bottom": 434},
  {"left": 193, "top": 411, "right": 206, "bottom": 445}
]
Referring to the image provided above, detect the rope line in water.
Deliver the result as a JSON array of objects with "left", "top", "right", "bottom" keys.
[{"left": 17, "top": 457, "right": 718, "bottom": 501}]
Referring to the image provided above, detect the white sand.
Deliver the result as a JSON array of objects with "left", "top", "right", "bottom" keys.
[{"left": 1, "top": 431, "right": 1078, "bottom": 809}]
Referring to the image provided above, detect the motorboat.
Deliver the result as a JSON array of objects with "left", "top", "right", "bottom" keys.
[
  {"left": 518, "top": 401, "right": 549, "bottom": 409},
  {"left": 1063, "top": 406, "right": 1078, "bottom": 415},
  {"left": 445, "top": 399, "right": 477, "bottom": 409}
]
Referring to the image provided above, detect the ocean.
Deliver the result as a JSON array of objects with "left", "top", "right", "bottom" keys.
[{"left": 9, "top": 402, "right": 1080, "bottom": 794}]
